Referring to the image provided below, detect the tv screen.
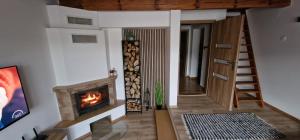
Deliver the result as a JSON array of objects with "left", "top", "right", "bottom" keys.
[{"left": 0, "top": 66, "right": 30, "bottom": 130}]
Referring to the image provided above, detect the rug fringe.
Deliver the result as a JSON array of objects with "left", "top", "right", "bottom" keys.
[{"left": 181, "top": 114, "right": 192, "bottom": 140}]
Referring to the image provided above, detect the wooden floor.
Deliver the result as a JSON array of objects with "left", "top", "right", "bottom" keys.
[
  {"left": 169, "top": 96, "right": 300, "bottom": 140},
  {"left": 119, "top": 110, "right": 157, "bottom": 140},
  {"left": 84, "top": 97, "right": 300, "bottom": 140},
  {"left": 179, "top": 77, "right": 205, "bottom": 95},
  {"left": 86, "top": 109, "right": 156, "bottom": 140}
]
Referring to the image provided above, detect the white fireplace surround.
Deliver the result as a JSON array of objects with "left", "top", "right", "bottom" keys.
[{"left": 53, "top": 76, "right": 125, "bottom": 140}]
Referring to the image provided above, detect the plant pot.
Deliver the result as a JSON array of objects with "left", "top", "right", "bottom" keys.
[{"left": 156, "top": 105, "right": 162, "bottom": 110}]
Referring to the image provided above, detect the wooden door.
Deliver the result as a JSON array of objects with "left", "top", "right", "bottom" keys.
[{"left": 207, "top": 15, "right": 244, "bottom": 110}]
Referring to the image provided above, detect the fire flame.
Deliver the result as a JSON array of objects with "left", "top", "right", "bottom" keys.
[{"left": 81, "top": 92, "right": 102, "bottom": 107}]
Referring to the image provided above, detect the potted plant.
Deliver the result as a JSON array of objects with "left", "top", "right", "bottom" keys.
[{"left": 155, "top": 82, "right": 164, "bottom": 110}]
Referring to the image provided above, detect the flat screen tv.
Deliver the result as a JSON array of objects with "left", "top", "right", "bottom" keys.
[{"left": 0, "top": 66, "right": 30, "bottom": 131}]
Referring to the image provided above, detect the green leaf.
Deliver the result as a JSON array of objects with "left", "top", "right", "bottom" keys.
[{"left": 155, "top": 81, "right": 164, "bottom": 106}]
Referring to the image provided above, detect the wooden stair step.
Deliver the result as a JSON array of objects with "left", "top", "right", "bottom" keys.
[
  {"left": 238, "top": 96, "right": 262, "bottom": 102},
  {"left": 239, "top": 58, "right": 254, "bottom": 61},
  {"left": 237, "top": 73, "right": 257, "bottom": 76},
  {"left": 236, "top": 89, "right": 260, "bottom": 94},
  {"left": 238, "top": 66, "right": 255, "bottom": 69},
  {"left": 234, "top": 15, "right": 264, "bottom": 109},
  {"left": 236, "top": 81, "right": 257, "bottom": 85},
  {"left": 241, "top": 44, "right": 252, "bottom": 46}
]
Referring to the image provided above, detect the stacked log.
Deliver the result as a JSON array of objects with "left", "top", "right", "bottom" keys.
[
  {"left": 123, "top": 40, "right": 142, "bottom": 112},
  {"left": 124, "top": 73, "right": 141, "bottom": 98},
  {"left": 126, "top": 99, "right": 142, "bottom": 111}
]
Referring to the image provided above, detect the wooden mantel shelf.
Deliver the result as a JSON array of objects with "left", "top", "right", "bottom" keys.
[
  {"left": 59, "top": 0, "right": 291, "bottom": 11},
  {"left": 55, "top": 100, "right": 125, "bottom": 129}
]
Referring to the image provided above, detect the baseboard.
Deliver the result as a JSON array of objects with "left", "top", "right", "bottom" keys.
[
  {"left": 168, "top": 105, "right": 178, "bottom": 109},
  {"left": 264, "top": 101, "right": 300, "bottom": 123}
]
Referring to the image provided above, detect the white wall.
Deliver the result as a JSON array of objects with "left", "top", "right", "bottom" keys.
[
  {"left": 0, "top": 0, "right": 60, "bottom": 139},
  {"left": 168, "top": 10, "right": 181, "bottom": 107},
  {"left": 98, "top": 11, "right": 170, "bottom": 28},
  {"left": 47, "top": 5, "right": 99, "bottom": 29},
  {"left": 181, "top": 10, "right": 227, "bottom": 21},
  {"left": 104, "top": 28, "right": 125, "bottom": 100},
  {"left": 47, "top": 28, "right": 109, "bottom": 86},
  {"left": 190, "top": 27, "right": 201, "bottom": 77},
  {"left": 247, "top": 0, "right": 300, "bottom": 119}
]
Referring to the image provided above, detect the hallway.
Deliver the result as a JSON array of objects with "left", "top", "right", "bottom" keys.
[{"left": 179, "top": 77, "right": 205, "bottom": 95}]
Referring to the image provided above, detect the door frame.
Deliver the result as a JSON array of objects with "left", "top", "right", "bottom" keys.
[{"left": 179, "top": 23, "right": 213, "bottom": 96}]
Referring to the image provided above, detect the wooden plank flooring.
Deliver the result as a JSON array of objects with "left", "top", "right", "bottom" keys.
[
  {"left": 86, "top": 110, "right": 156, "bottom": 140},
  {"left": 155, "top": 110, "right": 176, "bottom": 140},
  {"left": 169, "top": 96, "right": 300, "bottom": 140},
  {"left": 120, "top": 111, "right": 157, "bottom": 140},
  {"left": 179, "top": 78, "right": 205, "bottom": 95}
]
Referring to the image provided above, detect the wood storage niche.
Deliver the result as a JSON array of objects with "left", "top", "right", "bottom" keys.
[{"left": 122, "top": 40, "right": 142, "bottom": 113}]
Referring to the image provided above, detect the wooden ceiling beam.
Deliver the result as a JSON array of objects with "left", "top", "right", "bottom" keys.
[{"left": 59, "top": 0, "right": 291, "bottom": 11}]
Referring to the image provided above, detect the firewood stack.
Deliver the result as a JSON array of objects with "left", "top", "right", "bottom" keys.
[
  {"left": 123, "top": 40, "right": 142, "bottom": 112},
  {"left": 126, "top": 99, "right": 142, "bottom": 111}
]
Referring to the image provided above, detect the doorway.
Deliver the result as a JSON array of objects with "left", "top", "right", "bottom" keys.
[{"left": 179, "top": 24, "right": 211, "bottom": 96}]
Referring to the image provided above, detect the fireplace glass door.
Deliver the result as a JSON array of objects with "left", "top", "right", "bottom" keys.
[{"left": 75, "top": 85, "right": 110, "bottom": 116}]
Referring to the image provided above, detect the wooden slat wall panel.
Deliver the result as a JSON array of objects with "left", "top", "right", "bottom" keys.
[
  {"left": 236, "top": 0, "right": 269, "bottom": 8},
  {"left": 269, "top": 0, "right": 291, "bottom": 7},
  {"left": 199, "top": 0, "right": 235, "bottom": 9},
  {"left": 60, "top": 0, "right": 82, "bottom": 8},
  {"left": 157, "top": 0, "right": 197, "bottom": 10},
  {"left": 82, "top": 0, "right": 120, "bottom": 11},
  {"left": 120, "top": 0, "right": 156, "bottom": 10},
  {"left": 61, "top": 0, "right": 291, "bottom": 11}
]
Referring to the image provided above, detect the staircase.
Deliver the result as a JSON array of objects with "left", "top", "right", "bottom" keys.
[{"left": 233, "top": 15, "right": 264, "bottom": 108}]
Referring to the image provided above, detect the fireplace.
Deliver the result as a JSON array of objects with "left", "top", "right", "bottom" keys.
[
  {"left": 75, "top": 85, "right": 110, "bottom": 116},
  {"left": 54, "top": 76, "right": 118, "bottom": 120},
  {"left": 53, "top": 76, "right": 126, "bottom": 140}
]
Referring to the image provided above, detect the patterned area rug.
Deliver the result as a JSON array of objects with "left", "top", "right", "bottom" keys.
[{"left": 182, "top": 112, "right": 285, "bottom": 140}]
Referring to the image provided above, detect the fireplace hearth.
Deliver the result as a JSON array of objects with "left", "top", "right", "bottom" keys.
[{"left": 75, "top": 85, "right": 110, "bottom": 116}]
